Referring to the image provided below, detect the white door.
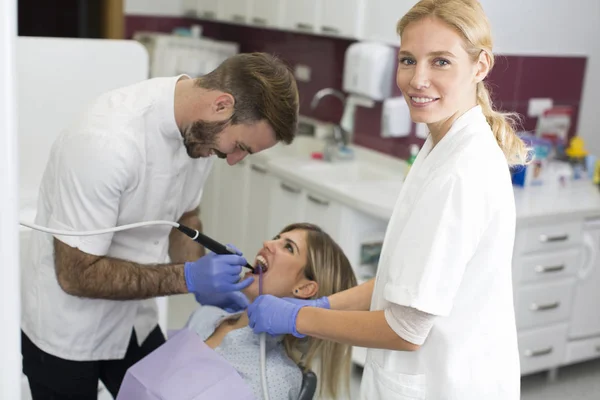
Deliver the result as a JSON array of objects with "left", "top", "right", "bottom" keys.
[
  {"left": 219, "top": 0, "right": 250, "bottom": 24},
  {"left": 319, "top": 0, "right": 366, "bottom": 38},
  {"left": 243, "top": 162, "right": 273, "bottom": 257},
  {"left": 569, "top": 220, "right": 600, "bottom": 339},
  {"left": 197, "top": 0, "right": 220, "bottom": 19},
  {"left": 284, "top": 0, "right": 319, "bottom": 33},
  {"left": 249, "top": 0, "right": 284, "bottom": 28},
  {"left": 361, "top": 0, "right": 418, "bottom": 44},
  {"left": 268, "top": 177, "right": 306, "bottom": 238}
]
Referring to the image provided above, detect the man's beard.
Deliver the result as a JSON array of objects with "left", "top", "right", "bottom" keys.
[{"left": 182, "top": 119, "right": 229, "bottom": 159}]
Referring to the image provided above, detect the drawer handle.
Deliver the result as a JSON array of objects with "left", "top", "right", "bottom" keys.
[
  {"left": 535, "top": 264, "right": 565, "bottom": 273},
  {"left": 296, "top": 23, "right": 314, "bottom": 31},
  {"left": 539, "top": 234, "right": 569, "bottom": 243},
  {"left": 232, "top": 14, "right": 246, "bottom": 23},
  {"left": 321, "top": 26, "right": 340, "bottom": 34},
  {"left": 202, "top": 10, "right": 216, "bottom": 19},
  {"left": 307, "top": 195, "right": 330, "bottom": 207},
  {"left": 530, "top": 301, "right": 560, "bottom": 311},
  {"left": 251, "top": 164, "right": 268, "bottom": 174},
  {"left": 253, "top": 17, "right": 267, "bottom": 25},
  {"left": 525, "top": 347, "right": 553, "bottom": 357},
  {"left": 280, "top": 183, "right": 301, "bottom": 194}
]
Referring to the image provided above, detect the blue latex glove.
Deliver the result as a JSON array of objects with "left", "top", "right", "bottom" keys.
[
  {"left": 184, "top": 248, "right": 254, "bottom": 296},
  {"left": 248, "top": 295, "right": 305, "bottom": 338},
  {"left": 194, "top": 291, "right": 250, "bottom": 313},
  {"left": 282, "top": 296, "right": 330, "bottom": 309}
]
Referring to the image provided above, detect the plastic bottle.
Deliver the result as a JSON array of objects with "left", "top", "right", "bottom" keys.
[{"left": 406, "top": 144, "right": 419, "bottom": 175}]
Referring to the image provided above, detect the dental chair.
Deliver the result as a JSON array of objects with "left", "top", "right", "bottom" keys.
[{"left": 298, "top": 368, "right": 318, "bottom": 400}]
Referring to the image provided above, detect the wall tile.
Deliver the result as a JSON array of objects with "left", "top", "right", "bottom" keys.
[{"left": 125, "top": 15, "right": 588, "bottom": 160}]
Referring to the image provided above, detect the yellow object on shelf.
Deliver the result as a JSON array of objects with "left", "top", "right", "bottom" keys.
[
  {"left": 594, "top": 160, "right": 600, "bottom": 185},
  {"left": 565, "top": 136, "right": 588, "bottom": 158}
]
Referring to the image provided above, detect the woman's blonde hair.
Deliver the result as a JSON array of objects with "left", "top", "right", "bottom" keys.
[
  {"left": 279, "top": 223, "right": 357, "bottom": 399},
  {"left": 397, "top": 0, "right": 529, "bottom": 167}
]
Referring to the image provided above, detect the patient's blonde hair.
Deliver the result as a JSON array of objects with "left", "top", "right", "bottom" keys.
[
  {"left": 279, "top": 223, "right": 357, "bottom": 399},
  {"left": 397, "top": 0, "right": 530, "bottom": 166}
]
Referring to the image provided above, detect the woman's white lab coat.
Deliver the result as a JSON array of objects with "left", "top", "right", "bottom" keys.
[{"left": 360, "top": 106, "right": 520, "bottom": 400}]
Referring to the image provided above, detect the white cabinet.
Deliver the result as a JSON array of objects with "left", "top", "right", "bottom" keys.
[
  {"left": 268, "top": 177, "right": 306, "bottom": 236},
  {"left": 284, "top": 0, "right": 319, "bottom": 33},
  {"left": 304, "top": 191, "right": 342, "bottom": 238},
  {"left": 212, "top": 160, "right": 249, "bottom": 250},
  {"left": 243, "top": 162, "right": 274, "bottom": 257},
  {"left": 319, "top": 0, "right": 366, "bottom": 38},
  {"left": 361, "top": 0, "right": 417, "bottom": 44},
  {"left": 196, "top": 0, "right": 220, "bottom": 20},
  {"left": 182, "top": 0, "right": 199, "bottom": 16},
  {"left": 199, "top": 160, "right": 220, "bottom": 241},
  {"left": 219, "top": 0, "right": 251, "bottom": 24},
  {"left": 249, "top": 0, "right": 284, "bottom": 28}
]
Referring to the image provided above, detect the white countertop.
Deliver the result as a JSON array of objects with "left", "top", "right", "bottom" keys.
[
  {"left": 251, "top": 135, "right": 600, "bottom": 223},
  {"left": 514, "top": 181, "right": 600, "bottom": 223}
]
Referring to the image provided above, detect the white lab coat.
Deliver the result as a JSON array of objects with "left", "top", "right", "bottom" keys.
[
  {"left": 360, "top": 106, "right": 520, "bottom": 399},
  {"left": 21, "top": 76, "right": 214, "bottom": 361}
]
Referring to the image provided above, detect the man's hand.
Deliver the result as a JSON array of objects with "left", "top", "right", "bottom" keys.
[{"left": 184, "top": 253, "right": 254, "bottom": 295}]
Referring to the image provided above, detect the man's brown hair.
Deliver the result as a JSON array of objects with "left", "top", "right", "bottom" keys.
[{"left": 195, "top": 52, "right": 299, "bottom": 144}]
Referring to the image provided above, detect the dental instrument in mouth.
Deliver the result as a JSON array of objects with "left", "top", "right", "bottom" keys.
[{"left": 18, "top": 219, "right": 255, "bottom": 272}]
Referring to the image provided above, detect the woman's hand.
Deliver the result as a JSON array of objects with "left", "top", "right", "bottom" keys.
[
  {"left": 282, "top": 296, "right": 330, "bottom": 309},
  {"left": 248, "top": 295, "right": 306, "bottom": 338}
]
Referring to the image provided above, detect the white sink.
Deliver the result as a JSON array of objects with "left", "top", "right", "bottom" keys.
[
  {"left": 297, "top": 161, "right": 398, "bottom": 183},
  {"left": 259, "top": 136, "right": 325, "bottom": 161}
]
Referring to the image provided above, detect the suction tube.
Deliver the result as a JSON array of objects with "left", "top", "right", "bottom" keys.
[
  {"left": 258, "top": 266, "right": 270, "bottom": 400},
  {"left": 18, "top": 220, "right": 254, "bottom": 272}
]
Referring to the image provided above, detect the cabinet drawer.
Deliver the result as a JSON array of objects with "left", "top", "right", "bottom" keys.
[
  {"left": 518, "top": 324, "right": 568, "bottom": 375},
  {"left": 517, "top": 222, "right": 582, "bottom": 254},
  {"left": 515, "top": 280, "right": 575, "bottom": 330},
  {"left": 563, "top": 337, "right": 600, "bottom": 365},
  {"left": 515, "top": 249, "right": 580, "bottom": 284}
]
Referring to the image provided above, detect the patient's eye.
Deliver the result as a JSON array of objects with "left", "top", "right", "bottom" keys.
[{"left": 285, "top": 243, "right": 294, "bottom": 254}]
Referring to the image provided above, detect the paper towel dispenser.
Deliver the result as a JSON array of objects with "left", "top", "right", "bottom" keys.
[{"left": 342, "top": 41, "right": 396, "bottom": 101}]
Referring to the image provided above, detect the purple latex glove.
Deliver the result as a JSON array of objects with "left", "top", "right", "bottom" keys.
[
  {"left": 185, "top": 243, "right": 254, "bottom": 308},
  {"left": 282, "top": 297, "right": 330, "bottom": 309},
  {"left": 248, "top": 295, "right": 306, "bottom": 338},
  {"left": 194, "top": 291, "right": 250, "bottom": 313}
]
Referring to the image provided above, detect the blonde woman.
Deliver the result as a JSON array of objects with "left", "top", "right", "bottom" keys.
[
  {"left": 120, "top": 223, "right": 357, "bottom": 400},
  {"left": 248, "top": 1, "right": 528, "bottom": 399}
]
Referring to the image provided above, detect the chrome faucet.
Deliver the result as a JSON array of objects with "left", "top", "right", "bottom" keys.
[{"left": 310, "top": 88, "right": 350, "bottom": 149}]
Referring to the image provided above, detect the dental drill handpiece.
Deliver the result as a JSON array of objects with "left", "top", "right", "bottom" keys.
[{"left": 176, "top": 224, "right": 255, "bottom": 272}]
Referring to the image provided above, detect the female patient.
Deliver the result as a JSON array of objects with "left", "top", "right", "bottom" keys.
[{"left": 185, "top": 223, "right": 357, "bottom": 400}]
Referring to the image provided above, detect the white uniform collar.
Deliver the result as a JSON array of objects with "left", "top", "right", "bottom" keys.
[
  {"left": 160, "top": 74, "right": 190, "bottom": 143},
  {"left": 442, "top": 105, "right": 487, "bottom": 142},
  {"left": 414, "top": 105, "right": 489, "bottom": 173}
]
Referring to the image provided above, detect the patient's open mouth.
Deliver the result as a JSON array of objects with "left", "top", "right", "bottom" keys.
[{"left": 253, "top": 254, "right": 269, "bottom": 274}]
